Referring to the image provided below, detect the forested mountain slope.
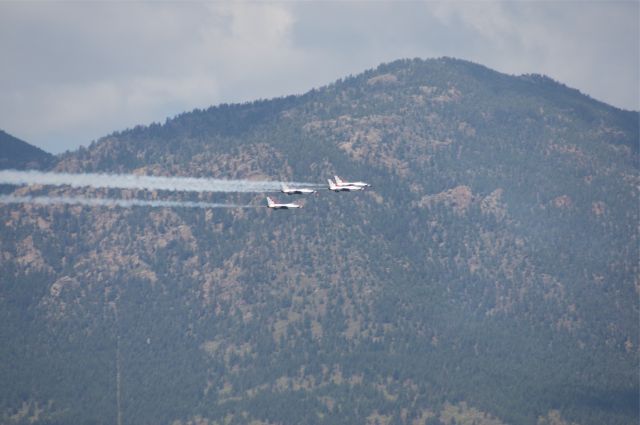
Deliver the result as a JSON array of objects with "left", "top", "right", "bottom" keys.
[
  {"left": 0, "top": 130, "right": 54, "bottom": 170},
  {"left": 1, "top": 58, "right": 638, "bottom": 425}
]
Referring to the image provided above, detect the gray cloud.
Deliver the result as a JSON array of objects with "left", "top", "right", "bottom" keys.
[{"left": 0, "top": 1, "right": 637, "bottom": 154}]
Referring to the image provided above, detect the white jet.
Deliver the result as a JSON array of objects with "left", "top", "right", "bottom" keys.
[
  {"left": 281, "top": 184, "right": 316, "bottom": 195},
  {"left": 327, "top": 179, "right": 364, "bottom": 192},
  {"left": 266, "top": 196, "right": 302, "bottom": 209},
  {"left": 334, "top": 175, "right": 370, "bottom": 188}
]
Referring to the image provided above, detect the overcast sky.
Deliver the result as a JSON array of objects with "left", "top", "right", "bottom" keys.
[{"left": 1, "top": 1, "right": 638, "bottom": 154}]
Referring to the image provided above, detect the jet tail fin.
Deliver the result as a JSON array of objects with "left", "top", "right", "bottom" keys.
[{"left": 266, "top": 197, "right": 275, "bottom": 207}]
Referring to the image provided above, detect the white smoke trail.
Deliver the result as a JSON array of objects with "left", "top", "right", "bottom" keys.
[
  {"left": 0, "top": 170, "right": 321, "bottom": 193},
  {"left": 0, "top": 195, "right": 261, "bottom": 209}
]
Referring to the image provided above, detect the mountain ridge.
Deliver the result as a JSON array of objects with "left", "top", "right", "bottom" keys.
[{"left": 62, "top": 57, "right": 637, "bottom": 170}]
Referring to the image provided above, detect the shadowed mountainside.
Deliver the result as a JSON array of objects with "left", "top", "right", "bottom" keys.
[
  {"left": 1, "top": 58, "right": 638, "bottom": 425},
  {"left": 0, "top": 130, "right": 54, "bottom": 171}
]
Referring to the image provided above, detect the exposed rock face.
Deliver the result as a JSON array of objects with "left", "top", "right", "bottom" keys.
[{"left": 415, "top": 185, "right": 478, "bottom": 216}]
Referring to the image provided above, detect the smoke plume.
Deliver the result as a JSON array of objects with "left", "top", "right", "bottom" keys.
[
  {"left": 0, "top": 170, "right": 319, "bottom": 193},
  {"left": 0, "top": 195, "right": 259, "bottom": 209}
]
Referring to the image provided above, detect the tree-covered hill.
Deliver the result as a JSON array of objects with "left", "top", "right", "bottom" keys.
[
  {"left": 1, "top": 58, "right": 638, "bottom": 425},
  {"left": 0, "top": 130, "right": 54, "bottom": 170}
]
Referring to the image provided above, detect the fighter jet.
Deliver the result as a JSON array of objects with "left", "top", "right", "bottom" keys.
[
  {"left": 266, "top": 196, "right": 302, "bottom": 209},
  {"left": 281, "top": 184, "right": 316, "bottom": 195},
  {"left": 327, "top": 179, "right": 364, "bottom": 192},
  {"left": 334, "top": 175, "right": 370, "bottom": 188}
]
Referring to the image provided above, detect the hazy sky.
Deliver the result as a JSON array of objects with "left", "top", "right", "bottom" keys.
[{"left": 1, "top": 1, "right": 638, "bottom": 153}]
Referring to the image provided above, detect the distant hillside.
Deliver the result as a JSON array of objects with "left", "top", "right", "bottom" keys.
[
  {"left": 1, "top": 58, "right": 638, "bottom": 425},
  {"left": 0, "top": 130, "right": 54, "bottom": 170}
]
